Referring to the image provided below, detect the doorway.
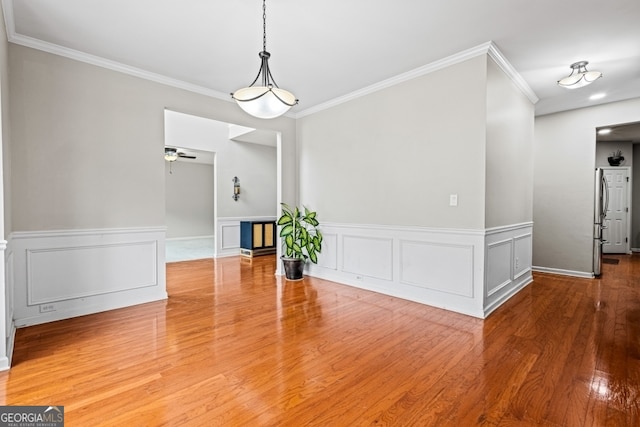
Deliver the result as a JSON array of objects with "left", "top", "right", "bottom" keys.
[
  {"left": 163, "top": 110, "right": 279, "bottom": 261},
  {"left": 602, "top": 167, "right": 630, "bottom": 254},
  {"left": 596, "top": 121, "right": 640, "bottom": 254}
]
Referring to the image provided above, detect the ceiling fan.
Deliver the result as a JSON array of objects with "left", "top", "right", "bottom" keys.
[{"left": 164, "top": 147, "right": 196, "bottom": 162}]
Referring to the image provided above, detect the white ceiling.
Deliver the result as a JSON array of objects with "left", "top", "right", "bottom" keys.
[{"left": 3, "top": 0, "right": 640, "bottom": 118}]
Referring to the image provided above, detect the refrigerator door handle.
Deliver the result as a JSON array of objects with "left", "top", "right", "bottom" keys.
[{"left": 602, "top": 174, "right": 610, "bottom": 219}]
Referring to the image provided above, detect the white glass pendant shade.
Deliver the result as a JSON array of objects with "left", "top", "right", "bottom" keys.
[
  {"left": 557, "top": 61, "right": 602, "bottom": 89},
  {"left": 233, "top": 86, "right": 296, "bottom": 119}
]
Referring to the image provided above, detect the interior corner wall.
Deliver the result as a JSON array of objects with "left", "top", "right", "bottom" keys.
[
  {"left": 7, "top": 43, "right": 296, "bottom": 327},
  {"left": 484, "top": 57, "right": 534, "bottom": 229},
  {"left": 296, "top": 54, "right": 522, "bottom": 319},
  {"left": 533, "top": 97, "right": 640, "bottom": 275},
  {"left": 297, "top": 55, "right": 488, "bottom": 229},
  {"left": 165, "top": 161, "right": 214, "bottom": 239}
]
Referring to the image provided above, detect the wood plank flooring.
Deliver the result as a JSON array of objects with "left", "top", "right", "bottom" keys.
[{"left": 0, "top": 254, "right": 638, "bottom": 426}]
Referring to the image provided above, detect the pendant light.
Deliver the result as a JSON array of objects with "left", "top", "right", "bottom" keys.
[
  {"left": 557, "top": 61, "right": 602, "bottom": 89},
  {"left": 231, "top": 0, "right": 298, "bottom": 119}
]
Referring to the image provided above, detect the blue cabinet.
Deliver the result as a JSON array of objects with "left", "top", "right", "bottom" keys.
[{"left": 240, "top": 221, "right": 277, "bottom": 257}]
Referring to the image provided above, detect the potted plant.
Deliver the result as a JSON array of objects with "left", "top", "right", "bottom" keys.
[
  {"left": 608, "top": 150, "right": 624, "bottom": 166},
  {"left": 277, "top": 203, "right": 323, "bottom": 280}
]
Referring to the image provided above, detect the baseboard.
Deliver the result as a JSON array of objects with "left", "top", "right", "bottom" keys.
[
  {"left": 306, "top": 222, "right": 533, "bottom": 319},
  {"left": 532, "top": 266, "right": 594, "bottom": 279},
  {"left": 11, "top": 227, "right": 168, "bottom": 327},
  {"left": 483, "top": 273, "right": 533, "bottom": 317},
  {"left": 3, "top": 321, "right": 16, "bottom": 370}
]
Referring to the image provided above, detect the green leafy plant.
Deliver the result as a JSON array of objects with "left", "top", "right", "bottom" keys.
[{"left": 277, "top": 203, "right": 323, "bottom": 263}]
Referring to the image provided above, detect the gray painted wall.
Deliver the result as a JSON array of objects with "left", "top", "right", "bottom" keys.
[
  {"left": 533, "top": 98, "right": 640, "bottom": 274},
  {"left": 164, "top": 110, "right": 278, "bottom": 221},
  {"left": 8, "top": 44, "right": 296, "bottom": 233},
  {"left": 165, "top": 161, "right": 214, "bottom": 239},
  {"left": 485, "top": 57, "right": 534, "bottom": 228},
  {"left": 0, "top": 6, "right": 9, "bottom": 238},
  {"left": 297, "top": 56, "right": 488, "bottom": 229},
  {"left": 297, "top": 54, "right": 534, "bottom": 231}
]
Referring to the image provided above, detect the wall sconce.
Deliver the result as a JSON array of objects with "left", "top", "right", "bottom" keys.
[{"left": 232, "top": 177, "right": 240, "bottom": 201}]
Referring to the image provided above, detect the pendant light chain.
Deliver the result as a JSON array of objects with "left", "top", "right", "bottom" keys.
[
  {"left": 262, "top": 0, "right": 267, "bottom": 53},
  {"left": 230, "top": 0, "right": 298, "bottom": 118}
]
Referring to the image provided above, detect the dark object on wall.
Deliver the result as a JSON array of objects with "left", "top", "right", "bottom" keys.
[
  {"left": 607, "top": 156, "right": 624, "bottom": 166},
  {"left": 608, "top": 150, "right": 624, "bottom": 166}
]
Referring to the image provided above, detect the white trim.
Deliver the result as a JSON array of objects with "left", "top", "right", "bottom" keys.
[
  {"left": 0, "top": 3, "right": 537, "bottom": 124},
  {"left": 485, "top": 221, "right": 534, "bottom": 235},
  {"left": 296, "top": 42, "right": 538, "bottom": 118},
  {"left": 486, "top": 43, "right": 538, "bottom": 104},
  {"left": 532, "top": 266, "right": 594, "bottom": 279},
  {"left": 321, "top": 221, "right": 487, "bottom": 236},
  {"left": 303, "top": 222, "right": 534, "bottom": 318},
  {"left": 11, "top": 227, "right": 168, "bottom": 327},
  {"left": 11, "top": 226, "right": 166, "bottom": 240}
]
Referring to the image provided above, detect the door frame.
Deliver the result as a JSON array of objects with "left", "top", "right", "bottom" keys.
[{"left": 602, "top": 166, "right": 632, "bottom": 254}]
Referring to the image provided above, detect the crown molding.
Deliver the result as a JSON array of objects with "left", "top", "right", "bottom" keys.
[
  {"left": 295, "top": 42, "right": 491, "bottom": 118},
  {"left": 296, "top": 41, "right": 538, "bottom": 118},
  {"left": 9, "top": 33, "right": 233, "bottom": 102},
  {"left": 1, "top": 0, "right": 233, "bottom": 102},
  {"left": 487, "top": 42, "right": 539, "bottom": 104},
  {"left": 1, "top": 0, "right": 537, "bottom": 120}
]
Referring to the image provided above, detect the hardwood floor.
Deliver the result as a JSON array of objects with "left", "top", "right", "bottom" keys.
[{"left": 0, "top": 254, "right": 638, "bottom": 426}]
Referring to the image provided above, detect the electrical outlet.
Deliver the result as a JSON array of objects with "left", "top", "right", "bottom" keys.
[
  {"left": 515, "top": 258, "right": 519, "bottom": 269},
  {"left": 449, "top": 194, "right": 458, "bottom": 206},
  {"left": 39, "top": 303, "right": 56, "bottom": 313}
]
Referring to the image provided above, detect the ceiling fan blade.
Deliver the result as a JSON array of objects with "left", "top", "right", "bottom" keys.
[{"left": 178, "top": 153, "right": 196, "bottom": 159}]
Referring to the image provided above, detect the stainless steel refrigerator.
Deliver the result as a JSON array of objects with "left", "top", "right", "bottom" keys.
[{"left": 593, "top": 168, "right": 609, "bottom": 276}]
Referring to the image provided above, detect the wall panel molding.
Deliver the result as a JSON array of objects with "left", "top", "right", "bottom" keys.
[
  {"left": 306, "top": 222, "right": 533, "bottom": 319},
  {"left": 215, "top": 216, "right": 276, "bottom": 258},
  {"left": 483, "top": 223, "right": 534, "bottom": 317},
  {"left": 11, "top": 227, "right": 167, "bottom": 327}
]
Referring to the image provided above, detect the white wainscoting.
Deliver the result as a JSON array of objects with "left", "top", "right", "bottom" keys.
[
  {"left": 484, "top": 223, "right": 534, "bottom": 317},
  {"left": 307, "top": 223, "right": 487, "bottom": 318},
  {"left": 1, "top": 239, "right": 11, "bottom": 370},
  {"left": 11, "top": 227, "right": 168, "bottom": 327},
  {"left": 306, "top": 222, "right": 533, "bottom": 319},
  {"left": 215, "top": 216, "right": 276, "bottom": 258}
]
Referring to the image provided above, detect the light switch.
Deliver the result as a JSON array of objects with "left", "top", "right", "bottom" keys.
[{"left": 449, "top": 194, "right": 458, "bottom": 206}]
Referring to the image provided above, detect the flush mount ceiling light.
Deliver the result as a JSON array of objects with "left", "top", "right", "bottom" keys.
[
  {"left": 231, "top": 0, "right": 298, "bottom": 119},
  {"left": 557, "top": 61, "right": 602, "bottom": 89},
  {"left": 164, "top": 148, "right": 178, "bottom": 162}
]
